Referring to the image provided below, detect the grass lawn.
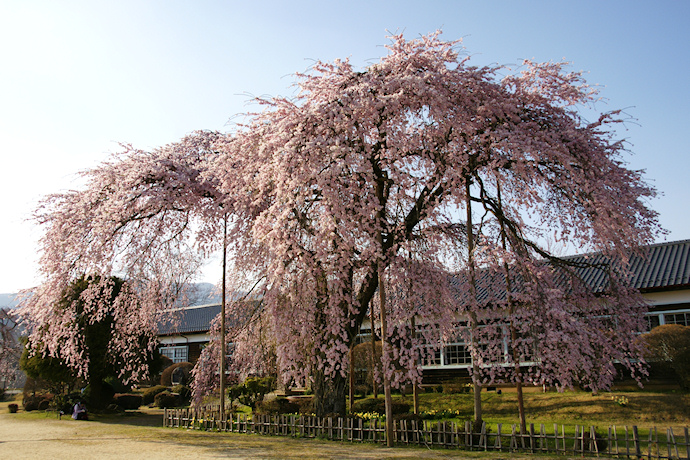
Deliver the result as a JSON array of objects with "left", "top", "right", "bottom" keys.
[{"left": 390, "top": 386, "right": 690, "bottom": 433}]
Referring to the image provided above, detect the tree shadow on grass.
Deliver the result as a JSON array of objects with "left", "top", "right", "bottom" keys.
[{"left": 89, "top": 409, "right": 164, "bottom": 427}]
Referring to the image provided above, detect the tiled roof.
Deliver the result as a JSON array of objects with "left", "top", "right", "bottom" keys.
[
  {"left": 566, "top": 239, "right": 690, "bottom": 292},
  {"left": 456, "top": 240, "right": 690, "bottom": 302},
  {"left": 158, "top": 241, "right": 690, "bottom": 336},
  {"left": 158, "top": 300, "right": 261, "bottom": 336},
  {"left": 158, "top": 303, "right": 221, "bottom": 335}
]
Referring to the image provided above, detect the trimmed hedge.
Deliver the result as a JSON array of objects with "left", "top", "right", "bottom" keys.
[
  {"left": 160, "top": 362, "right": 193, "bottom": 387},
  {"left": 23, "top": 394, "right": 53, "bottom": 412},
  {"left": 295, "top": 397, "right": 314, "bottom": 415},
  {"left": 255, "top": 398, "right": 300, "bottom": 415},
  {"left": 113, "top": 393, "right": 143, "bottom": 410},
  {"left": 142, "top": 385, "right": 168, "bottom": 405},
  {"left": 154, "top": 391, "right": 178, "bottom": 408},
  {"left": 172, "top": 385, "right": 191, "bottom": 404}
]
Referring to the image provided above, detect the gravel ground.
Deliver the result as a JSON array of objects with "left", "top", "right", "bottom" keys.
[{"left": 0, "top": 405, "right": 596, "bottom": 460}]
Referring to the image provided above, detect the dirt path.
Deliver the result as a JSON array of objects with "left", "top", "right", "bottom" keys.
[
  {"left": 0, "top": 409, "right": 433, "bottom": 460},
  {"left": 0, "top": 408, "right": 595, "bottom": 459}
]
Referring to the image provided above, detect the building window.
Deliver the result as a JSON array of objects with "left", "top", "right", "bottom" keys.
[
  {"left": 420, "top": 346, "right": 442, "bottom": 366},
  {"left": 355, "top": 327, "right": 372, "bottom": 345},
  {"left": 646, "top": 314, "right": 661, "bottom": 331},
  {"left": 160, "top": 345, "right": 189, "bottom": 363},
  {"left": 443, "top": 343, "right": 472, "bottom": 365},
  {"left": 664, "top": 312, "right": 690, "bottom": 327}
]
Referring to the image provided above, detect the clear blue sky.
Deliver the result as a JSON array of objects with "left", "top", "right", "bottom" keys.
[{"left": 1, "top": 0, "right": 688, "bottom": 293}]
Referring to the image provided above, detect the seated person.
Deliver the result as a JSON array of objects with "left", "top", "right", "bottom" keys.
[{"left": 72, "top": 401, "right": 88, "bottom": 420}]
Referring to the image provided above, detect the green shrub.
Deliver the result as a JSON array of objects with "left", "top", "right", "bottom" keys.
[
  {"left": 350, "top": 398, "right": 409, "bottom": 415},
  {"left": 52, "top": 392, "right": 82, "bottom": 415},
  {"left": 142, "top": 385, "right": 168, "bottom": 405},
  {"left": 22, "top": 397, "right": 37, "bottom": 411},
  {"left": 104, "top": 376, "right": 130, "bottom": 394},
  {"left": 442, "top": 381, "right": 470, "bottom": 394},
  {"left": 296, "top": 397, "right": 314, "bottom": 415},
  {"left": 23, "top": 394, "right": 52, "bottom": 412},
  {"left": 644, "top": 325, "right": 690, "bottom": 389},
  {"left": 255, "top": 398, "right": 299, "bottom": 415},
  {"left": 8, "top": 404, "right": 18, "bottom": 413},
  {"left": 243, "top": 376, "right": 275, "bottom": 404},
  {"left": 228, "top": 376, "right": 276, "bottom": 408},
  {"left": 154, "top": 391, "right": 178, "bottom": 408},
  {"left": 113, "top": 393, "right": 143, "bottom": 410},
  {"left": 172, "top": 385, "right": 191, "bottom": 404}
]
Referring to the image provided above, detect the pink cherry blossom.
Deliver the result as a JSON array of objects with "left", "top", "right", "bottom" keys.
[{"left": 21, "top": 32, "right": 661, "bottom": 418}]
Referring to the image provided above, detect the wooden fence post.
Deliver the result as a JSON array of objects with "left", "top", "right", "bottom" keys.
[{"left": 633, "top": 426, "right": 641, "bottom": 458}]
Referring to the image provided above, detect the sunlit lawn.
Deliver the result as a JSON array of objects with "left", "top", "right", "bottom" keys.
[{"left": 387, "top": 385, "right": 690, "bottom": 438}]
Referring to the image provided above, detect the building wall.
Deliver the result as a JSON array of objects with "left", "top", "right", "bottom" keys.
[
  {"left": 644, "top": 289, "right": 690, "bottom": 306},
  {"left": 157, "top": 291, "right": 690, "bottom": 373},
  {"left": 643, "top": 289, "right": 690, "bottom": 330},
  {"left": 159, "top": 333, "right": 210, "bottom": 364}
]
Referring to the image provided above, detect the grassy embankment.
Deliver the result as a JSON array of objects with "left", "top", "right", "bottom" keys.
[
  {"left": 389, "top": 386, "right": 690, "bottom": 433},
  {"left": 5, "top": 386, "right": 689, "bottom": 434}
]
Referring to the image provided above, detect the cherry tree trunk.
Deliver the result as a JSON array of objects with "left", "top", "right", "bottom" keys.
[
  {"left": 370, "top": 305, "right": 378, "bottom": 399},
  {"left": 84, "top": 313, "right": 114, "bottom": 410},
  {"left": 219, "top": 215, "right": 228, "bottom": 416},
  {"left": 86, "top": 376, "right": 105, "bottom": 410},
  {"left": 348, "top": 347, "right": 354, "bottom": 412},
  {"left": 466, "top": 180, "right": 483, "bottom": 423},
  {"left": 312, "top": 369, "right": 347, "bottom": 417}
]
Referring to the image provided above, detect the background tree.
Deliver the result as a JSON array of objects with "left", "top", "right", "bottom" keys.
[
  {"left": 22, "top": 132, "right": 226, "bottom": 394},
  {"left": 351, "top": 341, "right": 382, "bottom": 395},
  {"left": 0, "top": 308, "right": 22, "bottom": 391},
  {"left": 19, "top": 337, "right": 76, "bottom": 396},
  {"left": 22, "top": 276, "right": 161, "bottom": 409}
]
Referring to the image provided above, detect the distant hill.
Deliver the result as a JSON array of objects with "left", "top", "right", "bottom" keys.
[
  {"left": 184, "top": 282, "right": 255, "bottom": 306},
  {"left": 0, "top": 293, "right": 20, "bottom": 309},
  {"left": 0, "top": 282, "right": 226, "bottom": 310},
  {"left": 187, "top": 282, "right": 222, "bottom": 306}
]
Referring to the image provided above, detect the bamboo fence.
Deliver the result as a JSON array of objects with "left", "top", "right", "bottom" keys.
[{"left": 163, "top": 408, "right": 690, "bottom": 458}]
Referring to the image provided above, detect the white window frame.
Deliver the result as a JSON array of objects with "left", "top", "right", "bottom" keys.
[{"left": 160, "top": 345, "right": 189, "bottom": 363}]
